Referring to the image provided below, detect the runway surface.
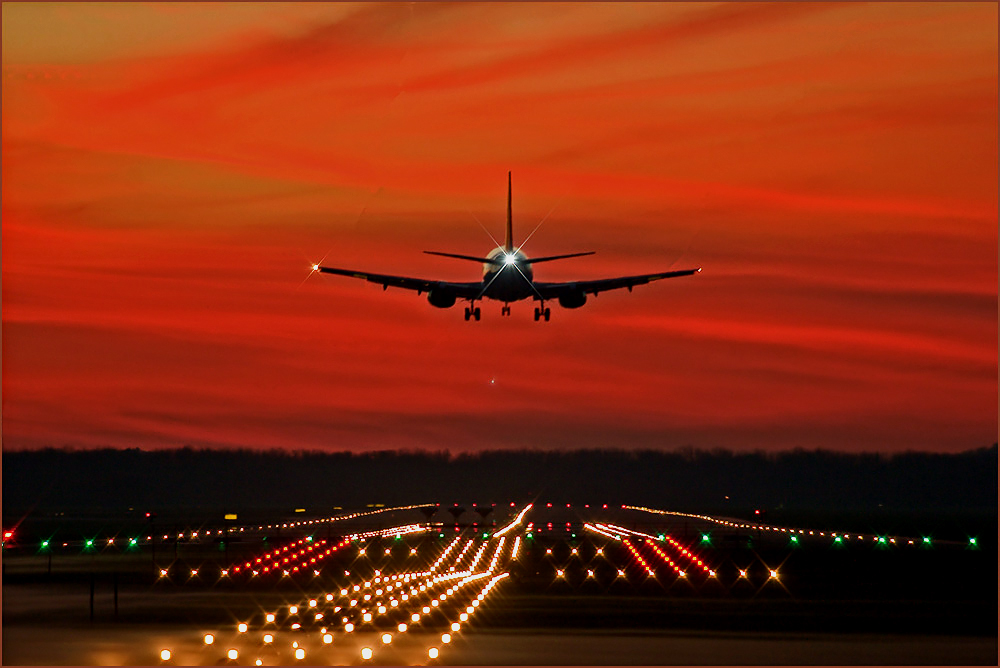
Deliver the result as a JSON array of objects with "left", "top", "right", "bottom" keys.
[{"left": 2, "top": 503, "right": 995, "bottom": 665}]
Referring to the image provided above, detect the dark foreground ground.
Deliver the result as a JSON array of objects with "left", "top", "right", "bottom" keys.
[{"left": 2, "top": 504, "right": 996, "bottom": 665}]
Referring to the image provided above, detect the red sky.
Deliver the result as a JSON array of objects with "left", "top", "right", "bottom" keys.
[{"left": 2, "top": 3, "right": 996, "bottom": 454}]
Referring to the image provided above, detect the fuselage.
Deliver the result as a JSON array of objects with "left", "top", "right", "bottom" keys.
[{"left": 481, "top": 247, "right": 535, "bottom": 302}]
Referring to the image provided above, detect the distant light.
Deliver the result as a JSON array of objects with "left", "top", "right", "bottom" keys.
[
  {"left": 429, "top": 647, "right": 440, "bottom": 659},
  {"left": 922, "top": 537, "right": 931, "bottom": 544},
  {"left": 265, "top": 613, "right": 275, "bottom": 623},
  {"left": 289, "top": 605, "right": 298, "bottom": 614},
  {"left": 263, "top": 634, "right": 273, "bottom": 644},
  {"left": 295, "top": 648, "right": 305, "bottom": 660},
  {"left": 361, "top": 647, "right": 373, "bottom": 660},
  {"left": 227, "top": 649, "right": 238, "bottom": 660},
  {"left": 451, "top": 622, "right": 460, "bottom": 632},
  {"left": 344, "top": 623, "right": 354, "bottom": 633},
  {"left": 160, "top": 649, "right": 171, "bottom": 661},
  {"left": 381, "top": 633, "right": 392, "bottom": 644},
  {"left": 323, "top": 633, "right": 333, "bottom": 644},
  {"left": 159, "top": 569, "right": 169, "bottom": 577},
  {"left": 237, "top": 623, "right": 247, "bottom": 633},
  {"left": 411, "top": 613, "right": 420, "bottom": 622},
  {"left": 769, "top": 570, "right": 779, "bottom": 579},
  {"left": 204, "top": 634, "right": 215, "bottom": 645},
  {"left": 441, "top": 633, "right": 452, "bottom": 644}
]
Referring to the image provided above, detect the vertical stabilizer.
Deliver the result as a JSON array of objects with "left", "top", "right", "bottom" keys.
[{"left": 505, "top": 171, "right": 513, "bottom": 253}]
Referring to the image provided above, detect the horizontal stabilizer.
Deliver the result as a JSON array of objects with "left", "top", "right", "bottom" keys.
[
  {"left": 524, "top": 251, "right": 595, "bottom": 264},
  {"left": 424, "top": 251, "right": 502, "bottom": 264}
]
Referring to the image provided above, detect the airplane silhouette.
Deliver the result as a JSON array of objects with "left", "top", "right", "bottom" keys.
[{"left": 314, "top": 173, "right": 700, "bottom": 321}]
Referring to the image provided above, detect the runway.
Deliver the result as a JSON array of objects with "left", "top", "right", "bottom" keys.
[{"left": 2, "top": 503, "right": 995, "bottom": 665}]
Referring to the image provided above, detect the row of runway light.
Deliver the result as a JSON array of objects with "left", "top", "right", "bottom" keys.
[
  {"left": 623, "top": 505, "right": 973, "bottom": 548},
  {"left": 11, "top": 504, "right": 436, "bottom": 553},
  {"left": 157, "top": 525, "right": 426, "bottom": 581},
  {"left": 157, "top": 506, "right": 530, "bottom": 665},
  {"left": 583, "top": 522, "right": 722, "bottom": 581}
]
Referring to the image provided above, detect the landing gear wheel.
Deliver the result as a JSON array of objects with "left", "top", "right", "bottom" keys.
[
  {"left": 543, "top": 307, "right": 551, "bottom": 322},
  {"left": 464, "top": 307, "right": 472, "bottom": 321},
  {"left": 473, "top": 307, "right": 481, "bottom": 321},
  {"left": 533, "top": 307, "right": 541, "bottom": 322},
  {"left": 502, "top": 304, "right": 511, "bottom": 316}
]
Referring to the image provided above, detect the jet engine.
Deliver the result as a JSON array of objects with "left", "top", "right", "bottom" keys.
[
  {"left": 427, "top": 290, "right": 457, "bottom": 308},
  {"left": 558, "top": 290, "right": 587, "bottom": 309}
]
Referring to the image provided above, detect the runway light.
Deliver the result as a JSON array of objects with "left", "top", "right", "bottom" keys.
[
  {"left": 429, "top": 647, "right": 439, "bottom": 659},
  {"left": 159, "top": 569, "right": 169, "bottom": 577},
  {"left": 769, "top": 570, "right": 779, "bottom": 579},
  {"left": 451, "top": 622, "right": 461, "bottom": 632},
  {"left": 263, "top": 634, "right": 273, "bottom": 644},
  {"left": 381, "top": 633, "right": 392, "bottom": 644},
  {"left": 323, "top": 633, "right": 333, "bottom": 644},
  {"left": 265, "top": 613, "right": 275, "bottom": 623},
  {"left": 204, "top": 634, "right": 215, "bottom": 645},
  {"left": 238, "top": 623, "right": 248, "bottom": 633},
  {"left": 227, "top": 649, "right": 238, "bottom": 660},
  {"left": 344, "top": 623, "right": 354, "bottom": 633},
  {"left": 361, "top": 647, "right": 373, "bottom": 660},
  {"left": 398, "top": 623, "right": 408, "bottom": 633},
  {"left": 922, "top": 537, "right": 931, "bottom": 544},
  {"left": 160, "top": 649, "right": 171, "bottom": 661},
  {"left": 969, "top": 537, "right": 978, "bottom": 546},
  {"left": 289, "top": 605, "right": 298, "bottom": 614},
  {"left": 363, "top": 612, "right": 372, "bottom": 622},
  {"left": 255, "top": 661, "right": 262, "bottom": 667},
  {"left": 441, "top": 633, "right": 452, "bottom": 644},
  {"left": 295, "top": 648, "right": 305, "bottom": 660}
]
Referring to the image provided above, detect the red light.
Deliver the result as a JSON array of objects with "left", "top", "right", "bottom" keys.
[
  {"left": 3, "top": 531, "right": 13, "bottom": 540},
  {"left": 754, "top": 510, "right": 760, "bottom": 515}
]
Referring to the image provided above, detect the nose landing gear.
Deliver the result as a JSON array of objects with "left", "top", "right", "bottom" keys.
[
  {"left": 464, "top": 304, "right": 481, "bottom": 321},
  {"left": 533, "top": 304, "right": 551, "bottom": 322},
  {"left": 501, "top": 304, "right": 511, "bottom": 316}
]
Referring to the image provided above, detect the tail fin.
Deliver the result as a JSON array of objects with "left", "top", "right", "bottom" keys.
[{"left": 504, "top": 171, "right": 513, "bottom": 253}]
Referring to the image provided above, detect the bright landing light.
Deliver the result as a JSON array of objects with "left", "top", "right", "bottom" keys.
[{"left": 504, "top": 253, "right": 516, "bottom": 265}]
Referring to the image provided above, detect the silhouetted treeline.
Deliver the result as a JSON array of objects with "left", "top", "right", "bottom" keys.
[{"left": 2, "top": 445, "right": 996, "bottom": 515}]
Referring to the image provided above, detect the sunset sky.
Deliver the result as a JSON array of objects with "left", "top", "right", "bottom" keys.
[{"left": 2, "top": 3, "right": 996, "bottom": 454}]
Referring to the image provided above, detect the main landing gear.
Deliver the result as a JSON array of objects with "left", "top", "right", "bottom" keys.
[
  {"left": 464, "top": 304, "right": 481, "bottom": 321},
  {"left": 534, "top": 304, "right": 551, "bottom": 322},
  {"left": 501, "top": 304, "right": 511, "bottom": 316}
]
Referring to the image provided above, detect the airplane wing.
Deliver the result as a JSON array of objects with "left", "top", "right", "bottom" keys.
[
  {"left": 534, "top": 268, "right": 701, "bottom": 299},
  {"left": 316, "top": 266, "right": 484, "bottom": 299}
]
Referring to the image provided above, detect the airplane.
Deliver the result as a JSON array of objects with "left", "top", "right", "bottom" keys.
[{"left": 313, "top": 172, "right": 700, "bottom": 321}]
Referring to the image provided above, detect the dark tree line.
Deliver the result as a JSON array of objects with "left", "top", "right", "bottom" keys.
[{"left": 2, "top": 444, "right": 996, "bottom": 515}]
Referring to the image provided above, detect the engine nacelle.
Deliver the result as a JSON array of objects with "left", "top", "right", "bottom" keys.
[
  {"left": 427, "top": 290, "right": 457, "bottom": 308},
  {"left": 558, "top": 290, "right": 587, "bottom": 309}
]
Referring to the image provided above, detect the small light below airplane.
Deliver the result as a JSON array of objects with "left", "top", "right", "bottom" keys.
[{"left": 313, "top": 173, "right": 700, "bottom": 321}]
